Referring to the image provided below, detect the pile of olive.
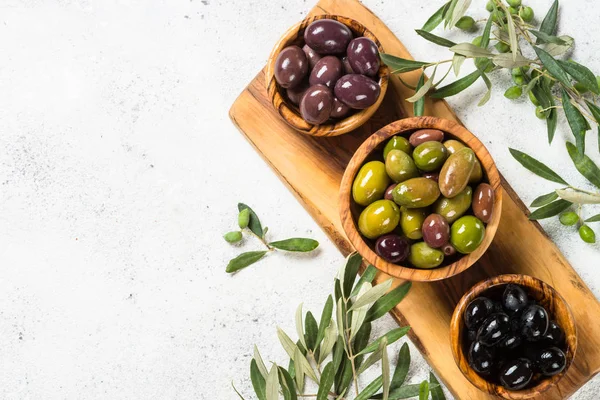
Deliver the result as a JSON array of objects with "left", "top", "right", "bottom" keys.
[
  {"left": 273, "top": 19, "right": 382, "bottom": 125},
  {"left": 464, "top": 284, "right": 568, "bottom": 391},
  {"left": 351, "top": 129, "right": 494, "bottom": 269}
]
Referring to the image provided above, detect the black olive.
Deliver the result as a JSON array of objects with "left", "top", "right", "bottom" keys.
[
  {"left": 468, "top": 341, "right": 495, "bottom": 375},
  {"left": 520, "top": 304, "right": 549, "bottom": 341},
  {"left": 502, "top": 284, "right": 529, "bottom": 313},
  {"left": 467, "top": 329, "right": 477, "bottom": 342},
  {"left": 499, "top": 358, "right": 533, "bottom": 390},
  {"left": 477, "top": 313, "right": 510, "bottom": 346},
  {"left": 464, "top": 297, "right": 495, "bottom": 330},
  {"left": 499, "top": 334, "right": 522, "bottom": 350},
  {"left": 536, "top": 347, "right": 567, "bottom": 376},
  {"left": 509, "top": 315, "right": 520, "bottom": 333},
  {"left": 541, "top": 321, "right": 565, "bottom": 346}
]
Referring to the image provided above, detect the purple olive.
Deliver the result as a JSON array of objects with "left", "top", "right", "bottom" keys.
[
  {"left": 422, "top": 214, "right": 450, "bottom": 248},
  {"left": 384, "top": 183, "right": 397, "bottom": 200},
  {"left": 331, "top": 97, "right": 351, "bottom": 119},
  {"left": 375, "top": 234, "right": 410, "bottom": 263},
  {"left": 309, "top": 56, "right": 343, "bottom": 89},
  {"left": 409, "top": 129, "right": 445, "bottom": 147},
  {"left": 422, "top": 172, "right": 439, "bottom": 182},
  {"left": 347, "top": 37, "right": 380, "bottom": 77},
  {"left": 274, "top": 45, "right": 309, "bottom": 89},
  {"left": 286, "top": 81, "right": 309, "bottom": 106},
  {"left": 302, "top": 44, "right": 322, "bottom": 69},
  {"left": 334, "top": 74, "right": 380, "bottom": 109},
  {"left": 341, "top": 56, "right": 354, "bottom": 74},
  {"left": 299, "top": 84, "right": 333, "bottom": 125},
  {"left": 304, "top": 19, "right": 353, "bottom": 55},
  {"left": 442, "top": 243, "right": 456, "bottom": 256}
]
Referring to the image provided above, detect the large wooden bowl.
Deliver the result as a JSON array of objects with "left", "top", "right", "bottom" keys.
[
  {"left": 450, "top": 274, "right": 577, "bottom": 399},
  {"left": 265, "top": 15, "right": 389, "bottom": 137},
  {"left": 339, "top": 116, "right": 502, "bottom": 281}
]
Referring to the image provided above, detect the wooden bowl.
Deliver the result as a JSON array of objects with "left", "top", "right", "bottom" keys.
[
  {"left": 339, "top": 116, "right": 502, "bottom": 281},
  {"left": 450, "top": 274, "right": 577, "bottom": 399},
  {"left": 265, "top": 15, "right": 389, "bottom": 137}
]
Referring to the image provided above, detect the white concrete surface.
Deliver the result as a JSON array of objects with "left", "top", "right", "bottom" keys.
[{"left": 0, "top": 0, "right": 598, "bottom": 399}]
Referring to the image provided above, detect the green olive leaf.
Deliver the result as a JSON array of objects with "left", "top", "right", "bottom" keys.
[
  {"left": 382, "top": 339, "right": 391, "bottom": 400},
  {"left": 585, "top": 213, "right": 600, "bottom": 222},
  {"left": 413, "top": 72, "right": 426, "bottom": 117},
  {"left": 492, "top": 53, "right": 531, "bottom": 68},
  {"left": 523, "top": 75, "right": 540, "bottom": 95},
  {"left": 335, "top": 358, "right": 354, "bottom": 396},
  {"left": 332, "top": 335, "right": 345, "bottom": 372},
  {"left": 295, "top": 303, "right": 307, "bottom": 349},
  {"left": 430, "top": 372, "right": 446, "bottom": 400},
  {"left": 531, "top": 192, "right": 559, "bottom": 207},
  {"left": 449, "top": 43, "right": 493, "bottom": 58},
  {"left": 478, "top": 73, "right": 492, "bottom": 107},
  {"left": 350, "top": 282, "right": 372, "bottom": 340},
  {"left": 251, "top": 359, "right": 267, "bottom": 400},
  {"left": 561, "top": 89, "right": 589, "bottom": 155},
  {"left": 277, "top": 367, "right": 297, "bottom": 400},
  {"left": 415, "top": 29, "right": 456, "bottom": 47},
  {"left": 304, "top": 311, "right": 318, "bottom": 351},
  {"left": 226, "top": 251, "right": 268, "bottom": 273},
  {"left": 419, "top": 380, "right": 430, "bottom": 400},
  {"left": 529, "top": 30, "right": 567, "bottom": 45},
  {"left": 541, "top": 36, "right": 574, "bottom": 57},
  {"left": 448, "top": 0, "right": 472, "bottom": 28},
  {"left": 238, "top": 208, "right": 250, "bottom": 229},
  {"left": 231, "top": 381, "right": 247, "bottom": 400},
  {"left": 365, "top": 281, "right": 412, "bottom": 322},
  {"left": 224, "top": 231, "right": 243, "bottom": 243},
  {"left": 316, "top": 362, "right": 335, "bottom": 400},
  {"left": 529, "top": 199, "right": 572, "bottom": 220},
  {"left": 509, "top": 148, "right": 569, "bottom": 185},
  {"left": 318, "top": 320, "right": 337, "bottom": 364},
  {"left": 391, "top": 343, "right": 411, "bottom": 389},
  {"left": 566, "top": 142, "right": 600, "bottom": 189},
  {"left": 538, "top": 0, "right": 559, "bottom": 40},
  {"left": 355, "top": 376, "right": 383, "bottom": 400},
  {"left": 407, "top": 65, "right": 437, "bottom": 103},
  {"left": 380, "top": 53, "right": 430, "bottom": 73},
  {"left": 238, "top": 203, "right": 263, "bottom": 237},
  {"left": 556, "top": 188, "right": 600, "bottom": 204},
  {"left": 584, "top": 100, "right": 600, "bottom": 153},
  {"left": 372, "top": 383, "right": 440, "bottom": 400},
  {"left": 351, "top": 265, "right": 379, "bottom": 297},
  {"left": 265, "top": 364, "right": 280, "bottom": 400},
  {"left": 357, "top": 326, "right": 411, "bottom": 356},
  {"left": 357, "top": 337, "right": 387, "bottom": 374},
  {"left": 277, "top": 327, "right": 318, "bottom": 383},
  {"left": 480, "top": 14, "right": 493, "bottom": 48},
  {"left": 505, "top": 7, "right": 518, "bottom": 62},
  {"left": 343, "top": 252, "right": 363, "bottom": 297},
  {"left": 315, "top": 295, "right": 334, "bottom": 353},
  {"left": 534, "top": 47, "right": 572, "bottom": 88},
  {"left": 269, "top": 238, "right": 319, "bottom": 252},
  {"left": 430, "top": 68, "right": 481, "bottom": 98},
  {"left": 452, "top": 54, "right": 466, "bottom": 77},
  {"left": 349, "top": 279, "right": 393, "bottom": 310},
  {"left": 352, "top": 321, "right": 372, "bottom": 369},
  {"left": 422, "top": 1, "right": 451, "bottom": 32},
  {"left": 253, "top": 345, "right": 269, "bottom": 379}
]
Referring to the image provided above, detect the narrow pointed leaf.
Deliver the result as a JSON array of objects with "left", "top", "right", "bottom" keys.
[
  {"left": 531, "top": 192, "right": 559, "bottom": 207},
  {"left": 226, "top": 251, "right": 268, "bottom": 273},
  {"left": 381, "top": 53, "right": 430, "bottom": 73},
  {"left": 351, "top": 265, "right": 379, "bottom": 297},
  {"left": 294, "top": 347, "right": 305, "bottom": 392},
  {"left": 452, "top": 54, "right": 466, "bottom": 77},
  {"left": 538, "top": 0, "right": 559, "bottom": 39},
  {"left": 450, "top": 43, "right": 493, "bottom": 58},
  {"left": 357, "top": 337, "right": 387, "bottom": 374},
  {"left": 238, "top": 203, "right": 263, "bottom": 237},
  {"left": 355, "top": 375, "right": 383, "bottom": 400},
  {"left": 585, "top": 100, "right": 600, "bottom": 127},
  {"left": 407, "top": 66, "right": 435, "bottom": 103},
  {"left": 567, "top": 142, "right": 600, "bottom": 189},
  {"left": 509, "top": 148, "right": 568, "bottom": 185},
  {"left": 382, "top": 342, "right": 391, "bottom": 400},
  {"left": 529, "top": 30, "right": 567, "bottom": 45},
  {"left": 419, "top": 380, "right": 430, "bottom": 400},
  {"left": 372, "top": 383, "right": 440, "bottom": 399},
  {"left": 251, "top": 359, "right": 267, "bottom": 400},
  {"left": 481, "top": 15, "right": 493, "bottom": 48},
  {"left": 266, "top": 365, "right": 279, "bottom": 400},
  {"left": 278, "top": 367, "right": 297, "bottom": 400},
  {"left": 478, "top": 73, "right": 492, "bottom": 107},
  {"left": 305, "top": 311, "right": 318, "bottom": 350},
  {"left": 349, "top": 279, "right": 393, "bottom": 310},
  {"left": 365, "top": 282, "right": 412, "bottom": 322},
  {"left": 335, "top": 358, "right": 353, "bottom": 396},
  {"left": 534, "top": 47, "right": 572, "bottom": 88},
  {"left": 269, "top": 238, "right": 319, "bottom": 252},
  {"left": 413, "top": 72, "right": 426, "bottom": 117},
  {"left": 430, "top": 373, "right": 446, "bottom": 400},
  {"left": 318, "top": 320, "right": 338, "bottom": 364},
  {"left": 336, "top": 298, "right": 345, "bottom": 344},
  {"left": 561, "top": 89, "right": 588, "bottom": 155},
  {"left": 350, "top": 282, "right": 371, "bottom": 340},
  {"left": 556, "top": 188, "right": 600, "bottom": 204},
  {"left": 315, "top": 295, "right": 334, "bottom": 352},
  {"left": 254, "top": 345, "right": 269, "bottom": 379},
  {"left": 448, "top": 0, "right": 472, "bottom": 28},
  {"left": 542, "top": 36, "right": 574, "bottom": 57},
  {"left": 422, "top": 1, "right": 451, "bottom": 32},
  {"left": 416, "top": 29, "right": 456, "bottom": 47},
  {"left": 316, "top": 363, "right": 335, "bottom": 400},
  {"left": 353, "top": 321, "right": 372, "bottom": 369},
  {"left": 332, "top": 336, "right": 345, "bottom": 371},
  {"left": 547, "top": 107, "right": 558, "bottom": 144},
  {"left": 278, "top": 327, "right": 318, "bottom": 383},
  {"left": 505, "top": 8, "right": 518, "bottom": 61},
  {"left": 295, "top": 303, "right": 306, "bottom": 348},
  {"left": 343, "top": 252, "right": 363, "bottom": 297},
  {"left": 493, "top": 53, "right": 531, "bottom": 68},
  {"left": 358, "top": 326, "right": 411, "bottom": 355},
  {"left": 529, "top": 199, "right": 572, "bottom": 220},
  {"left": 585, "top": 214, "right": 600, "bottom": 222},
  {"left": 430, "top": 69, "right": 481, "bottom": 98},
  {"left": 391, "top": 343, "right": 411, "bottom": 389}
]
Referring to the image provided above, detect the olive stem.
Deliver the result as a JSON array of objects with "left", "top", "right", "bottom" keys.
[
  {"left": 246, "top": 229, "right": 275, "bottom": 251},
  {"left": 342, "top": 297, "right": 361, "bottom": 397},
  {"left": 567, "top": 186, "right": 600, "bottom": 196}
]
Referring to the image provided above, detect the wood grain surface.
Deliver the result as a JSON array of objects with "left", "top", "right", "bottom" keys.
[{"left": 229, "top": 0, "right": 600, "bottom": 398}]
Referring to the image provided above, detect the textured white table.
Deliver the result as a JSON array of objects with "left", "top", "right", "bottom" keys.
[{"left": 0, "top": 0, "right": 598, "bottom": 399}]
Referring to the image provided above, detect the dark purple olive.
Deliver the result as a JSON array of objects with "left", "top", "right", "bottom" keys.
[
  {"left": 467, "top": 330, "right": 477, "bottom": 342},
  {"left": 331, "top": 97, "right": 351, "bottom": 119},
  {"left": 304, "top": 19, "right": 353, "bottom": 55},
  {"left": 442, "top": 243, "right": 456, "bottom": 256},
  {"left": 309, "top": 56, "right": 343, "bottom": 89},
  {"left": 499, "top": 358, "right": 533, "bottom": 390},
  {"left": 542, "top": 321, "right": 565, "bottom": 346},
  {"left": 346, "top": 37, "right": 380, "bottom": 77},
  {"left": 536, "top": 347, "right": 566, "bottom": 376},
  {"left": 502, "top": 284, "right": 529, "bottom": 313},
  {"left": 509, "top": 315, "right": 520, "bottom": 333},
  {"left": 375, "top": 234, "right": 410, "bottom": 263},
  {"left": 499, "top": 334, "right": 522, "bottom": 350},
  {"left": 477, "top": 313, "right": 510, "bottom": 346},
  {"left": 422, "top": 214, "right": 450, "bottom": 248},
  {"left": 274, "top": 45, "right": 309, "bottom": 89},
  {"left": 384, "top": 183, "right": 397, "bottom": 201},
  {"left": 409, "top": 129, "right": 444, "bottom": 147},
  {"left": 299, "top": 84, "right": 333, "bottom": 125},
  {"left": 286, "top": 81, "right": 309, "bottom": 106},
  {"left": 520, "top": 304, "right": 549, "bottom": 341},
  {"left": 334, "top": 74, "right": 380, "bottom": 109},
  {"left": 468, "top": 341, "right": 495, "bottom": 375},
  {"left": 302, "top": 44, "right": 322, "bottom": 69},
  {"left": 464, "top": 297, "right": 495, "bottom": 330},
  {"left": 341, "top": 56, "right": 354, "bottom": 74},
  {"left": 422, "top": 172, "right": 439, "bottom": 182}
]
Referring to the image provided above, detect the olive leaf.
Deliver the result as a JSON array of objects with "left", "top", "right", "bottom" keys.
[
  {"left": 529, "top": 30, "right": 567, "bottom": 45},
  {"left": 318, "top": 320, "right": 337, "bottom": 364},
  {"left": 254, "top": 345, "right": 269, "bottom": 378},
  {"left": 504, "top": 6, "right": 518, "bottom": 62},
  {"left": 352, "top": 322, "right": 372, "bottom": 369},
  {"left": 534, "top": 47, "right": 572, "bottom": 88},
  {"left": 269, "top": 238, "right": 319, "bottom": 252},
  {"left": 529, "top": 199, "right": 572, "bottom": 220},
  {"left": 357, "top": 326, "right": 411, "bottom": 356},
  {"left": 266, "top": 364, "right": 280, "bottom": 400},
  {"left": 508, "top": 148, "right": 569, "bottom": 185},
  {"left": 566, "top": 142, "right": 600, "bottom": 189},
  {"left": 430, "top": 373, "right": 446, "bottom": 400},
  {"left": 478, "top": 73, "right": 492, "bottom": 107},
  {"left": 556, "top": 188, "right": 600, "bottom": 204},
  {"left": 373, "top": 383, "right": 440, "bottom": 400},
  {"left": 391, "top": 343, "right": 411, "bottom": 389},
  {"left": 315, "top": 295, "right": 334, "bottom": 353},
  {"left": 413, "top": 72, "right": 426, "bottom": 117},
  {"left": 382, "top": 340, "right": 391, "bottom": 400},
  {"left": 415, "top": 29, "right": 456, "bottom": 48},
  {"left": 585, "top": 214, "right": 600, "bottom": 223},
  {"left": 277, "top": 327, "right": 318, "bottom": 382},
  {"left": 343, "top": 252, "right": 363, "bottom": 297},
  {"left": 295, "top": 303, "right": 307, "bottom": 349},
  {"left": 350, "top": 265, "right": 378, "bottom": 297},
  {"left": 238, "top": 203, "right": 263, "bottom": 237},
  {"left": 316, "top": 363, "right": 335, "bottom": 400},
  {"left": 380, "top": 53, "right": 430, "bottom": 73},
  {"left": 355, "top": 376, "right": 383, "bottom": 400},
  {"left": 419, "top": 380, "right": 430, "bottom": 400},
  {"left": 449, "top": 43, "right": 493, "bottom": 58},
  {"left": 531, "top": 192, "right": 559, "bottom": 207},
  {"left": 584, "top": 100, "right": 600, "bottom": 153},
  {"left": 350, "top": 282, "right": 372, "bottom": 340},
  {"left": 422, "top": 1, "right": 451, "bottom": 32},
  {"left": 278, "top": 367, "right": 297, "bottom": 400},
  {"left": 294, "top": 347, "right": 305, "bottom": 392},
  {"left": 226, "top": 251, "right": 268, "bottom": 273},
  {"left": 452, "top": 54, "right": 465, "bottom": 77},
  {"left": 251, "top": 359, "right": 267, "bottom": 400},
  {"left": 407, "top": 66, "right": 436, "bottom": 103},
  {"left": 541, "top": 35, "right": 573, "bottom": 57},
  {"left": 332, "top": 336, "right": 345, "bottom": 372},
  {"left": 365, "top": 282, "right": 412, "bottom": 322},
  {"left": 430, "top": 69, "right": 481, "bottom": 98},
  {"left": 357, "top": 337, "right": 387, "bottom": 374},
  {"left": 349, "top": 279, "right": 393, "bottom": 310},
  {"left": 561, "top": 89, "right": 589, "bottom": 155},
  {"left": 447, "top": 0, "right": 472, "bottom": 28},
  {"left": 480, "top": 13, "right": 493, "bottom": 48},
  {"left": 231, "top": 381, "right": 247, "bottom": 400},
  {"left": 538, "top": 0, "right": 559, "bottom": 40},
  {"left": 492, "top": 53, "right": 531, "bottom": 68},
  {"left": 304, "top": 311, "right": 318, "bottom": 351}
]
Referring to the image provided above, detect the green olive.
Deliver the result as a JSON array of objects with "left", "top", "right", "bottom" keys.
[
  {"left": 392, "top": 177, "right": 441, "bottom": 208},
  {"left": 472, "top": 36, "right": 483, "bottom": 47},
  {"left": 383, "top": 136, "right": 412, "bottom": 160},
  {"left": 474, "top": 57, "right": 494, "bottom": 73},
  {"left": 579, "top": 225, "right": 596, "bottom": 244},
  {"left": 508, "top": 6, "right": 519, "bottom": 15},
  {"left": 455, "top": 16, "right": 475, "bottom": 31},
  {"left": 352, "top": 161, "right": 390, "bottom": 206},
  {"left": 400, "top": 207, "right": 428, "bottom": 240},
  {"left": 528, "top": 91, "right": 539, "bottom": 106},
  {"left": 574, "top": 82, "right": 589, "bottom": 94},
  {"left": 412, "top": 141, "right": 448, "bottom": 172},
  {"left": 434, "top": 186, "right": 473, "bottom": 224},
  {"left": 504, "top": 86, "right": 523, "bottom": 99},
  {"left": 386, "top": 149, "right": 419, "bottom": 183},
  {"left": 443, "top": 140, "right": 482, "bottom": 184},
  {"left": 450, "top": 215, "right": 486, "bottom": 254},
  {"left": 408, "top": 242, "right": 444, "bottom": 269},
  {"left": 439, "top": 148, "right": 476, "bottom": 198},
  {"left": 485, "top": 0, "right": 494, "bottom": 12},
  {"left": 535, "top": 105, "right": 547, "bottom": 120},
  {"left": 358, "top": 199, "right": 401, "bottom": 239},
  {"left": 507, "top": 0, "right": 521, "bottom": 7},
  {"left": 495, "top": 42, "right": 510, "bottom": 53},
  {"left": 520, "top": 6, "right": 534, "bottom": 22},
  {"left": 443, "top": 140, "right": 465, "bottom": 155},
  {"left": 559, "top": 211, "right": 579, "bottom": 226}
]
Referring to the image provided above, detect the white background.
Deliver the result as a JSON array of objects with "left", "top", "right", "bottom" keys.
[{"left": 0, "top": 0, "right": 599, "bottom": 399}]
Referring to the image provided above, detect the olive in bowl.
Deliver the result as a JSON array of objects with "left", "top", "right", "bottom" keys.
[
  {"left": 339, "top": 116, "right": 502, "bottom": 282},
  {"left": 265, "top": 15, "right": 389, "bottom": 137},
  {"left": 450, "top": 275, "right": 577, "bottom": 399}
]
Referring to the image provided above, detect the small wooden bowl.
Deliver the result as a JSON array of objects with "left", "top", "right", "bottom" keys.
[
  {"left": 265, "top": 15, "right": 389, "bottom": 137},
  {"left": 450, "top": 274, "right": 577, "bottom": 399},
  {"left": 339, "top": 116, "right": 502, "bottom": 282}
]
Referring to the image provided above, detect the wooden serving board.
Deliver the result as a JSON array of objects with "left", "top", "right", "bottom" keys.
[{"left": 229, "top": 0, "right": 600, "bottom": 398}]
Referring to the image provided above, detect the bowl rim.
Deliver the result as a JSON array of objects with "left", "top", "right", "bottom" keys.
[
  {"left": 265, "top": 14, "right": 390, "bottom": 137},
  {"left": 339, "top": 116, "right": 503, "bottom": 282},
  {"left": 449, "top": 274, "right": 578, "bottom": 399}
]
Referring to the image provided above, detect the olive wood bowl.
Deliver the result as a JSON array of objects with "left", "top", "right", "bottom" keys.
[
  {"left": 265, "top": 15, "right": 389, "bottom": 137},
  {"left": 450, "top": 274, "right": 577, "bottom": 399},
  {"left": 339, "top": 116, "right": 502, "bottom": 282}
]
